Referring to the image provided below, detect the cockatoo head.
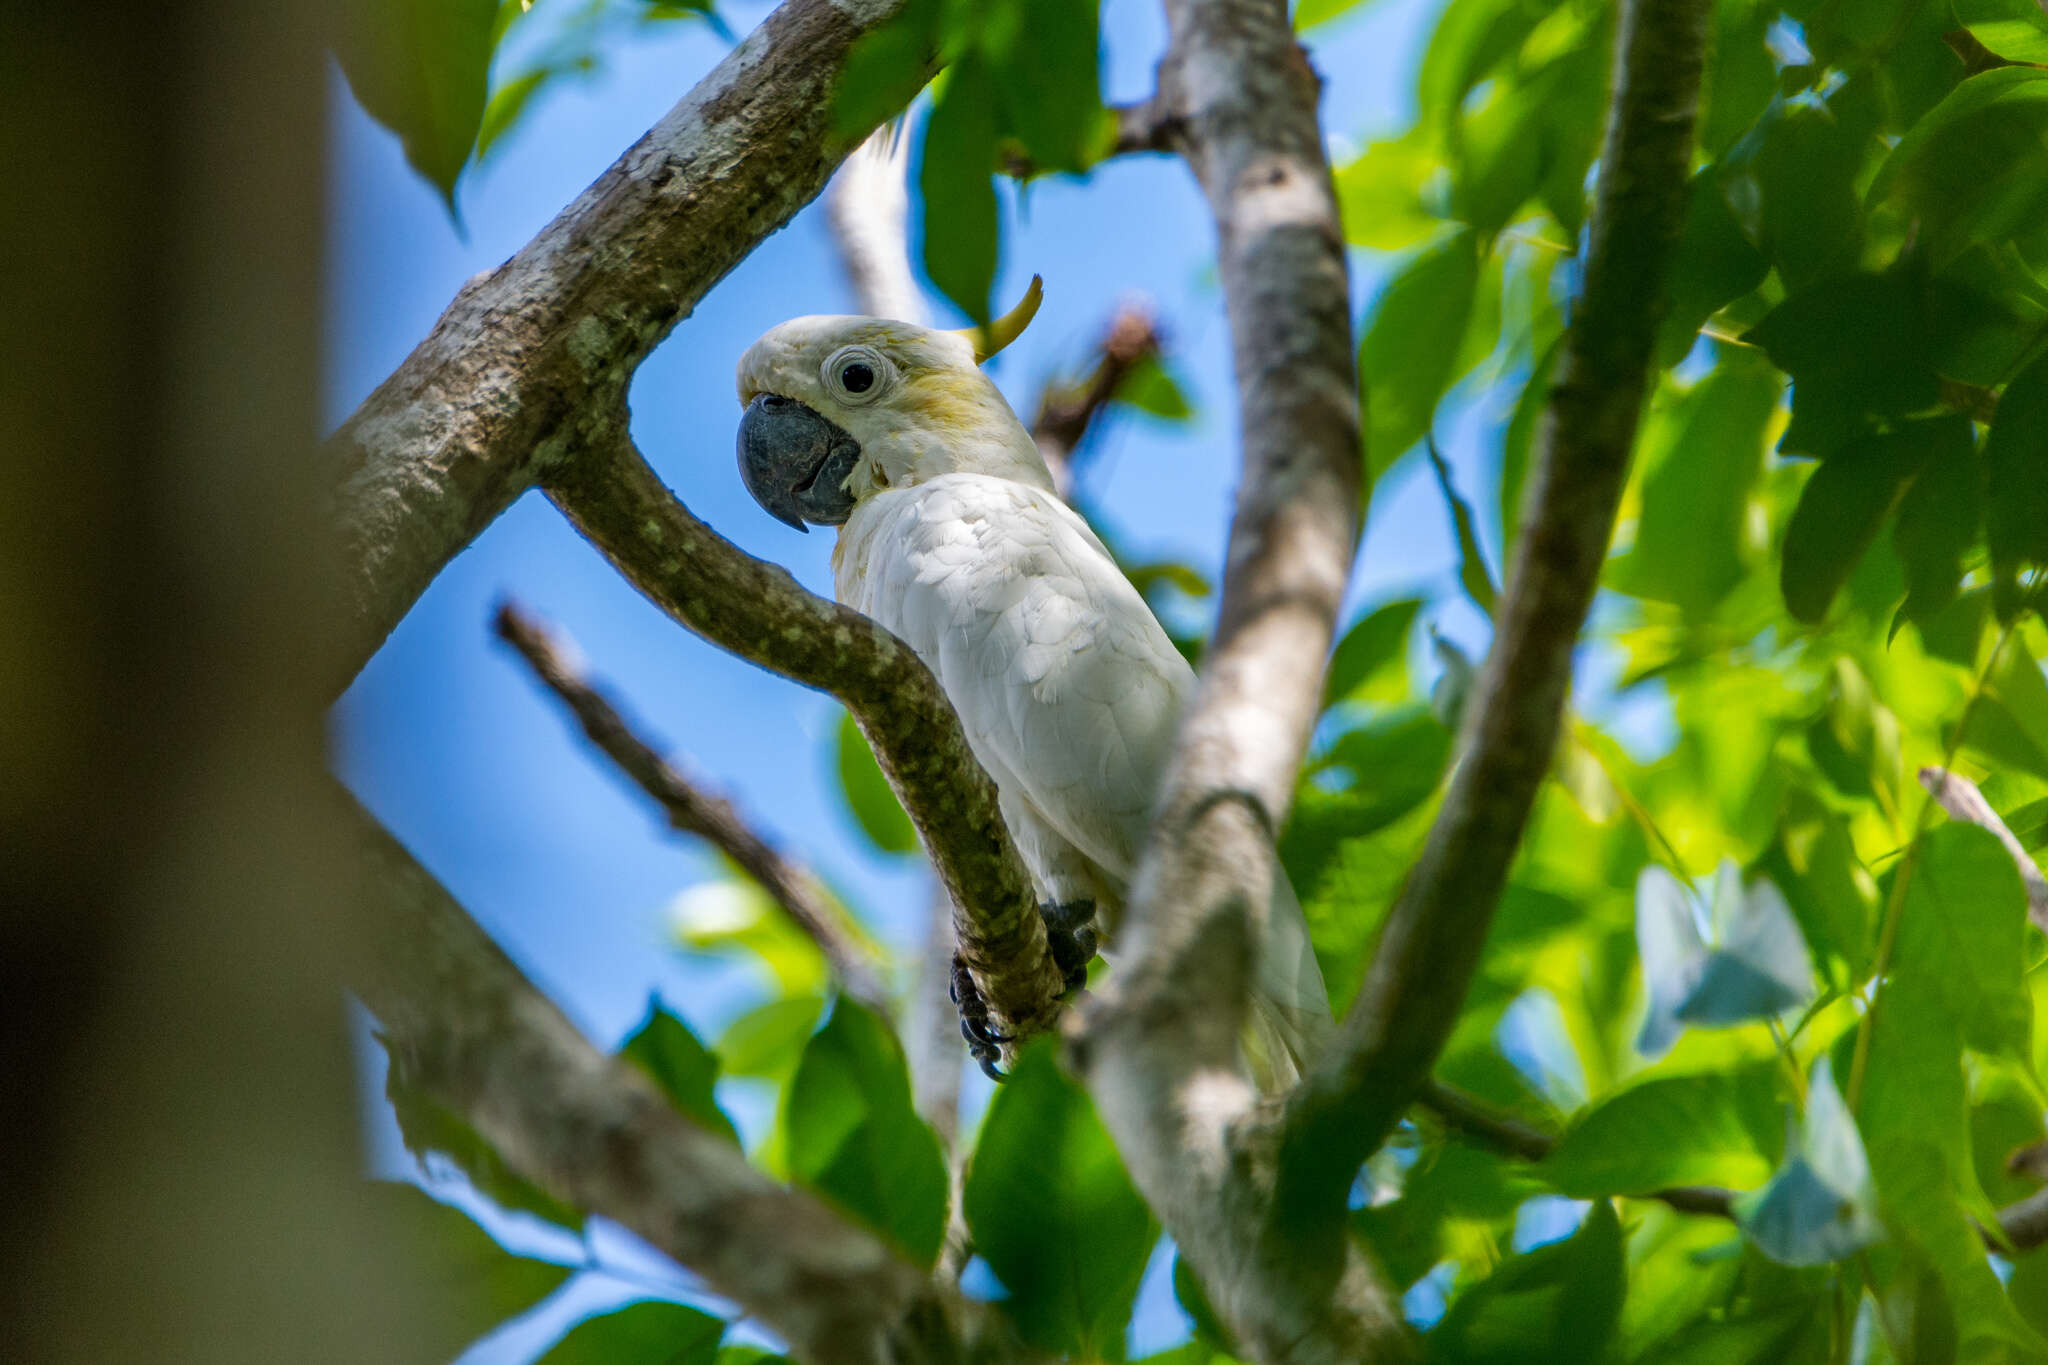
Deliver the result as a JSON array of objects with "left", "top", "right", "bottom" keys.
[{"left": 734, "top": 277, "right": 1053, "bottom": 531}]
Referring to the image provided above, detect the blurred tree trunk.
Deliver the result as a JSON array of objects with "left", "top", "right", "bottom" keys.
[{"left": 1, "top": 2, "right": 430, "bottom": 1358}]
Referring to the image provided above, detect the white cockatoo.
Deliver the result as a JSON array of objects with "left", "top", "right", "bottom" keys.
[{"left": 735, "top": 278, "right": 1332, "bottom": 1088}]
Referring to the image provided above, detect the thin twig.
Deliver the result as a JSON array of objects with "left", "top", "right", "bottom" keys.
[
  {"left": 1918, "top": 766, "right": 2048, "bottom": 932},
  {"left": 492, "top": 600, "right": 891, "bottom": 1013},
  {"left": 1030, "top": 306, "right": 1164, "bottom": 498}
]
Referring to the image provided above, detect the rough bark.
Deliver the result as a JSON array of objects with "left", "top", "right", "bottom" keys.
[
  {"left": 545, "top": 429, "right": 1068, "bottom": 1042},
  {"left": 493, "top": 601, "right": 891, "bottom": 1012},
  {"left": 348, "top": 797, "right": 1024, "bottom": 1365},
  {"left": 1271, "top": 0, "right": 1712, "bottom": 1260},
  {"left": 326, "top": 0, "right": 923, "bottom": 695},
  {"left": 1065, "top": 2, "right": 1408, "bottom": 1361}
]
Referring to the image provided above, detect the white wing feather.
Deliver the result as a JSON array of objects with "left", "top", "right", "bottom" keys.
[{"left": 838, "top": 472, "right": 1333, "bottom": 1084}]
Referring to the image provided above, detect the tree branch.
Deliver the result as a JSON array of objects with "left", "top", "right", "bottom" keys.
[
  {"left": 491, "top": 600, "right": 892, "bottom": 1013},
  {"left": 1031, "top": 306, "right": 1163, "bottom": 498},
  {"left": 1269, "top": 0, "right": 1711, "bottom": 1257},
  {"left": 544, "top": 426, "right": 1068, "bottom": 1046},
  {"left": 345, "top": 792, "right": 1025, "bottom": 1365},
  {"left": 1919, "top": 766, "right": 2048, "bottom": 931},
  {"left": 326, "top": 0, "right": 925, "bottom": 697},
  {"left": 1064, "top": 3, "right": 1406, "bottom": 1360}
]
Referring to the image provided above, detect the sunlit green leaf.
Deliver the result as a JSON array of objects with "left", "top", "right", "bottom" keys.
[
  {"left": 1335, "top": 129, "right": 1445, "bottom": 250},
  {"left": 1542, "top": 1070, "right": 1778, "bottom": 1196},
  {"left": 834, "top": 710, "right": 918, "bottom": 855},
  {"left": 784, "top": 1000, "right": 948, "bottom": 1269},
  {"left": 1324, "top": 597, "right": 1424, "bottom": 707},
  {"left": 965, "top": 1040, "right": 1156, "bottom": 1358},
  {"left": 714, "top": 993, "right": 825, "bottom": 1080},
  {"left": 1957, "top": 0, "right": 2048, "bottom": 64},
  {"left": 1895, "top": 823, "right": 2031, "bottom": 1058},
  {"left": 1874, "top": 68, "right": 2048, "bottom": 264},
  {"left": 1113, "top": 355, "right": 1195, "bottom": 421},
  {"left": 983, "top": 0, "right": 1107, "bottom": 175}
]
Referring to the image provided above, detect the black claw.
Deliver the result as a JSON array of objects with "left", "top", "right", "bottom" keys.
[
  {"left": 950, "top": 953, "right": 1011, "bottom": 1081},
  {"left": 1039, "top": 898, "right": 1100, "bottom": 995}
]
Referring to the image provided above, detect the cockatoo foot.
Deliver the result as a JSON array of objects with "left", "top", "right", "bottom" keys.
[
  {"left": 949, "top": 953, "right": 1009, "bottom": 1081},
  {"left": 1039, "top": 899, "right": 1098, "bottom": 995}
]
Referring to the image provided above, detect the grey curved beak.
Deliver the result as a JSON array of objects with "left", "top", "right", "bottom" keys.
[{"left": 736, "top": 393, "right": 861, "bottom": 532}]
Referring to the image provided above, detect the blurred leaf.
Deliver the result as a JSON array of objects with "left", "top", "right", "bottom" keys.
[
  {"left": 1893, "top": 416, "right": 1983, "bottom": 625},
  {"left": 1653, "top": 171, "right": 1769, "bottom": 365},
  {"left": 713, "top": 993, "right": 824, "bottom": 1079},
  {"left": 1757, "top": 790, "right": 1877, "bottom": 984},
  {"left": 1806, "top": 658, "right": 1901, "bottom": 810},
  {"left": 1360, "top": 229, "right": 1482, "bottom": 475},
  {"left": 621, "top": 1000, "right": 740, "bottom": 1144},
  {"left": 1780, "top": 425, "right": 1947, "bottom": 624},
  {"left": 1874, "top": 68, "right": 2048, "bottom": 264},
  {"left": 1895, "top": 823, "right": 2031, "bottom": 1057},
  {"left": 477, "top": 67, "right": 552, "bottom": 160},
  {"left": 383, "top": 1044, "right": 585, "bottom": 1231},
  {"left": 1724, "top": 94, "right": 1868, "bottom": 290},
  {"left": 1733, "top": 1058, "right": 1881, "bottom": 1266},
  {"left": 1747, "top": 273, "right": 1943, "bottom": 456},
  {"left": 1957, "top": 0, "right": 2048, "bottom": 64},
  {"left": 672, "top": 880, "right": 828, "bottom": 996},
  {"left": 832, "top": 0, "right": 939, "bottom": 136},
  {"left": 1428, "top": 628, "right": 1477, "bottom": 730},
  {"left": 784, "top": 1000, "right": 948, "bottom": 1269},
  {"left": 1427, "top": 1201, "right": 1625, "bottom": 1365},
  {"left": 1609, "top": 352, "right": 1778, "bottom": 616},
  {"left": 1172, "top": 1253, "right": 1236, "bottom": 1355},
  {"left": 1417, "top": 0, "right": 1553, "bottom": 130},
  {"left": 1635, "top": 863, "right": 1814, "bottom": 1055},
  {"left": 920, "top": 57, "right": 1000, "bottom": 326},
  {"left": 965, "top": 1040, "right": 1157, "bottom": 1358},
  {"left": 1700, "top": 0, "right": 1779, "bottom": 157},
  {"left": 834, "top": 710, "right": 918, "bottom": 855},
  {"left": 535, "top": 1301, "right": 724, "bottom": 1365},
  {"left": 1324, "top": 597, "right": 1424, "bottom": 707},
  {"left": 1296, "top": 0, "right": 1387, "bottom": 30},
  {"left": 368, "top": 1182, "right": 573, "bottom": 1364},
  {"left": 1542, "top": 1069, "right": 1777, "bottom": 1196},
  {"left": 333, "top": 0, "right": 498, "bottom": 210},
  {"left": 1428, "top": 443, "right": 1498, "bottom": 614},
  {"left": 1113, "top": 355, "right": 1195, "bottom": 421},
  {"left": 983, "top": 0, "right": 1107, "bottom": 175},
  {"left": 1354, "top": 1139, "right": 1548, "bottom": 1290},
  {"left": 1984, "top": 349, "right": 2048, "bottom": 613},
  {"left": 1336, "top": 128, "right": 1445, "bottom": 250},
  {"left": 1318, "top": 707, "right": 1455, "bottom": 817}
]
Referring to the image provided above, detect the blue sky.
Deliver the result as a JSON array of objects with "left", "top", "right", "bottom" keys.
[{"left": 328, "top": 0, "right": 1504, "bottom": 1355}]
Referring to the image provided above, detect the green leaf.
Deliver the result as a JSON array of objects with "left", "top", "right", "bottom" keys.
[
  {"left": 672, "top": 879, "right": 829, "bottom": 996},
  {"left": 1353, "top": 1138, "right": 1547, "bottom": 1290},
  {"left": 1746, "top": 273, "right": 1943, "bottom": 456},
  {"left": 1113, "top": 355, "right": 1195, "bottom": 421},
  {"left": 1874, "top": 68, "right": 2048, "bottom": 264},
  {"left": 919, "top": 57, "right": 1000, "bottom": 326},
  {"left": 1896, "top": 823, "right": 2031, "bottom": 1057},
  {"left": 1296, "top": 0, "right": 1388, "bottom": 30},
  {"left": 368, "top": 1182, "right": 573, "bottom": 1364},
  {"left": 1360, "top": 229, "right": 1482, "bottom": 475},
  {"left": 1543, "top": 1069, "right": 1778, "bottom": 1196},
  {"left": 1984, "top": 349, "right": 2048, "bottom": 610},
  {"left": 783, "top": 1000, "right": 948, "bottom": 1269},
  {"left": 1323, "top": 597, "right": 1424, "bottom": 707},
  {"left": 714, "top": 993, "right": 825, "bottom": 1079},
  {"left": 1757, "top": 790, "right": 1877, "bottom": 984},
  {"left": 1316, "top": 707, "right": 1456, "bottom": 827},
  {"left": 964, "top": 1041, "right": 1156, "bottom": 1358},
  {"left": 982, "top": 0, "right": 1107, "bottom": 175},
  {"left": 1699, "top": 0, "right": 1779, "bottom": 158},
  {"left": 834, "top": 710, "right": 918, "bottom": 855},
  {"left": 1609, "top": 353, "right": 1779, "bottom": 616},
  {"left": 831, "top": 0, "right": 939, "bottom": 137},
  {"left": 1779, "top": 427, "right": 1941, "bottom": 624},
  {"left": 1892, "top": 416, "right": 1983, "bottom": 625},
  {"left": 1727, "top": 94, "right": 1868, "bottom": 290},
  {"left": 1428, "top": 443, "right": 1498, "bottom": 613},
  {"left": 535, "top": 1301, "right": 724, "bottom": 1365},
  {"left": 332, "top": 0, "right": 498, "bottom": 211},
  {"left": 382, "top": 1039, "right": 585, "bottom": 1230},
  {"left": 1335, "top": 128, "right": 1445, "bottom": 250},
  {"left": 1957, "top": 0, "right": 2048, "bottom": 64},
  {"left": 1428, "top": 1201, "right": 1626, "bottom": 1365},
  {"left": 620, "top": 1000, "right": 740, "bottom": 1145},
  {"left": 477, "top": 67, "right": 552, "bottom": 161},
  {"left": 1417, "top": 0, "right": 1551, "bottom": 130},
  {"left": 1171, "top": 1253, "right": 1236, "bottom": 1355},
  {"left": 1654, "top": 171, "right": 1769, "bottom": 366}
]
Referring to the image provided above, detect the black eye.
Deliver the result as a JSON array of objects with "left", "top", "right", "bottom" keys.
[{"left": 839, "top": 361, "right": 875, "bottom": 394}]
